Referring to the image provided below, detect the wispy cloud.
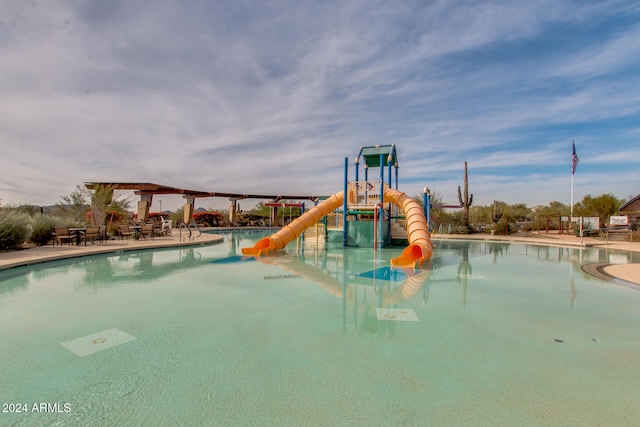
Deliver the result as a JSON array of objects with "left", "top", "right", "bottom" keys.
[{"left": 1, "top": 0, "right": 639, "bottom": 209}]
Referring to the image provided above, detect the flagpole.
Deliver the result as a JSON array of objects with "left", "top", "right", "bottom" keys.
[{"left": 570, "top": 172, "right": 574, "bottom": 219}]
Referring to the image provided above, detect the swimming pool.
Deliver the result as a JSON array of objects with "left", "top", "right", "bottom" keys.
[{"left": 2, "top": 231, "right": 640, "bottom": 426}]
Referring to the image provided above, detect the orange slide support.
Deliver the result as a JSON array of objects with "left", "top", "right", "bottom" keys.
[
  {"left": 384, "top": 188, "right": 433, "bottom": 268},
  {"left": 241, "top": 192, "right": 345, "bottom": 256},
  {"left": 241, "top": 188, "right": 433, "bottom": 268}
]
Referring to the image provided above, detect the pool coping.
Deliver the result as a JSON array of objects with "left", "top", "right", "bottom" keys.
[{"left": 581, "top": 263, "right": 640, "bottom": 290}]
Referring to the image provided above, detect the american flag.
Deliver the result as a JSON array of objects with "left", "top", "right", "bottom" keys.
[{"left": 571, "top": 141, "right": 579, "bottom": 175}]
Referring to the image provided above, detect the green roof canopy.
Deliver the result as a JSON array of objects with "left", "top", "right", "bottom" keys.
[{"left": 356, "top": 144, "right": 398, "bottom": 168}]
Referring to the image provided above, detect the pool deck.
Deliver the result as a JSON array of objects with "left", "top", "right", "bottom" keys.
[{"left": 1, "top": 229, "right": 638, "bottom": 286}]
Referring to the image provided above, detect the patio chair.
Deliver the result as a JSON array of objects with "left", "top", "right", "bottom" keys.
[
  {"left": 150, "top": 217, "right": 163, "bottom": 236},
  {"left": 119, "top": 224, "right": 132, "bottom": 240},
  {"left": 161, "top": 218, "right": 172, "bottom": 235},
  {"left": 53, "top": 227, "right": 73, "bottom": 247},
  {"left": 83, "top": 226, "right": 101, "bottom": 245},
  {"left": 140, "top": 224, "right": 154, "bottom": 239}
]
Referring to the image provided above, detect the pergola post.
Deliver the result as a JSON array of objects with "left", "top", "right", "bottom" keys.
[
  {"left": 229, "top": 197, "right": 245, "bottom": 225},
  {"left": 183, "top": 196, "right": 195, "bottom": 224},
  {"left": 138, "top": 193, "right": 153, "bottom": 222}
]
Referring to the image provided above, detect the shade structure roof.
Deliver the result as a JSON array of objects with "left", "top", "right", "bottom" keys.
[
  {"left": 84, "top": 182, "right": 322, "bottom": 202},
  {"left": 85, "top": 182, "right": 211, "bottom": 197},
  {"left": 356, "top": 144, "right": 398, "bottom": 168},
  {"left": 619, "top": 194, "right": 640, "bottom": 212}
]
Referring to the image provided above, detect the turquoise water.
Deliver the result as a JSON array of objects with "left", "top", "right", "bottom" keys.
[{"left": 2, "top": 231, "right": 640, "bottom": 426}]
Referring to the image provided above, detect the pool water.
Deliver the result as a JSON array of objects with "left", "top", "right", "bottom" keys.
[{"left": 2, "top": 231, "right": 640, "bottom": 426}]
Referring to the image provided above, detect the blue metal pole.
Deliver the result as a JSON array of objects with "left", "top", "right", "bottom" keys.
[
  {"left": 379, "top": 154, "right": 384, "bottom": 249},
  {"left": 343, "top": 157, "right": 348, "bottom": 246},
  {"left": 387, "top": 156, "right": 392, "bottom": 245},
  {"left": 301, "top": 202, "right": 305, "bottom": 243},
  {"left": 423, "top": 187, "right": 431, "bottom": 231},
  {"left": 354, "top": 158, "right": 359, "bottom": 223}
]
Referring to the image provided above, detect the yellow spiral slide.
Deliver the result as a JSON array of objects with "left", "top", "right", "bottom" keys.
[{"left": 241, "top": 188, "right": 432, "bottom": 268}]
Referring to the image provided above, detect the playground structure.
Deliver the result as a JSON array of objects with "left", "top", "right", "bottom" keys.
[{"left": 242, "top": 145, "right": 433, "bottom": 268}]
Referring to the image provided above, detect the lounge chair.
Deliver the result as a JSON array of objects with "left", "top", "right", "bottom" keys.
[
  {"left": 53, "top": 227, "right": 73, "bottom": 247},
  {"left": 140, "top": 224, "right": 154, "bottom": 239},
  {"left": 161, "top": 218, "right": 172, "bottom": 235},
  {"left": 83, "top": 226, "right": 101, "bottom": 245},
  {"left": 151, "top": 218, "right": 163, "bottom": 236},
  {"left": 118, "top": 224, "right": 132, "bottom": 240}
]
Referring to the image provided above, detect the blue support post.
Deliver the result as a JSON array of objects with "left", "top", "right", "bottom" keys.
[
  {"left": 378, "top": 154, "right": 384, "bottom": 249},
  {"left": 387, "top": 156, "right": 392, "bottom": 245},
  {"left": 343, "top": 157, "right": 348, "bottom": 246},
  {"left": 301, "top": 202, "right": 305, "bottom": 243},
  {"left": 424, "top": 187, "right": 431, "bottom": 231},
  {"left": 354, "top": 158, "right": 359, "bottom": 222},
  {"left": 364, "top": 167, "right": 369, "bottom": 204}
]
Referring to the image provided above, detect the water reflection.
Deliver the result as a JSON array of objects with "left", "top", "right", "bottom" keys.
[
  {"left": 457, "top": 246, "right": 472, "bottom": 307},
  {"left": 81, "top": 248, "right": 207, "bottom": 287},
  {"left": 251, "top": 247, "right": 433, "bottom": 337},
  {"left": 0, "top": 270, "right": 29, "bottom": 295},
  {"left": 0, "top": 248, "right": 212, "bottom": 294}
]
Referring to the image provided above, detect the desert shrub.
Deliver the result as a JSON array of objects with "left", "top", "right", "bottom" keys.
[
  {"left": 30, "top": 214, "right": 59, "bottom": 246},
  {"left": 237, "top": 213, "right": 267, "bottom": 226},
  {"left": 491, "top": 219, "right": 515, "bottom": 235},
  {"left": 192, "top": 212, "right": 225, "bottom": 227},
  {"left": 0, "top": 210, "right": 32, "bottom": 250},
  {"left": 171, "top": 208, "right": 185, "bottom": 225},
  {"left": 451, "top": 224, "right": 473, "bottom": 234}
]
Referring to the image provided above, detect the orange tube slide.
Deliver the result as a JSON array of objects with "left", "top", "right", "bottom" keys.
[
  {"left": 241, "top": 192, "right": 344, "bottom": 256},
  {"left": 241, "top": 188, "right": 433, "bottom": 268},
  {"left": 384, "top": 188, "right": 433, "bottom": 268}
]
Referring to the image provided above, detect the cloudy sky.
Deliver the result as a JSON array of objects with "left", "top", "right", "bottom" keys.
[{"left": 1, "top": 0, "right": 639, "bottom": 211}]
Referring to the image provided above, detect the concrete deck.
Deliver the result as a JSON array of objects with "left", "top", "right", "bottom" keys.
[{"left": 1, "top": 229, "right": 638, "bottom": 286}]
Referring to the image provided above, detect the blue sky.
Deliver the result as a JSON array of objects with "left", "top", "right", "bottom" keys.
[{"left": 1, "top": 0, "right": 639, "bottom": 211}]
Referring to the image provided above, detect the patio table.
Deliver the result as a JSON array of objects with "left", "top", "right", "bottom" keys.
[{"left": 68, "top": 228, "right": 87, "bottom": 246}]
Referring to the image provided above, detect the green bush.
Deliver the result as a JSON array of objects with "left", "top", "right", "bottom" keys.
[
  {"left": 491, "top": 219, "right": 515, "bottom": 235},
  {"left": 30, "top": 214, "right": 59, "bottom": 246},
  {"left": 0, "top": 210, "right": 32, "bottom": 250}
]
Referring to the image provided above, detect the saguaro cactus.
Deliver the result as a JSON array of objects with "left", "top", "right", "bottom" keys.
[{"left": 457, "top": 161, "right": 473, "bottom": 232}]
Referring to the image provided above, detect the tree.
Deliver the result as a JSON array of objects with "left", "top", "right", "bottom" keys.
[
  {"left": 534, "top": 201, "right": 569, "bottom": 217},
  {"left": 412, "top": 189, "right": 448, "bottom": 230},
  {"left": 89, "top": 184, "right": 131, "bottom": 227},
  {"left": 251, "top": 201, "right": 271, "bottom": 218},
  {"left": 56, "top": 184, "right": 131, "bottom": 226},
  {"left": 510, "top": 203, "right": 531, "bottom": 222},
  {"left": 55, "top": 186, "right": 89, "bottom": 225},
  {"left": 573, "top": 193, "right": 623, "bottom": 226},
  {"left": 469, "top": 205, "right": 493, "bottom": 229}
]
